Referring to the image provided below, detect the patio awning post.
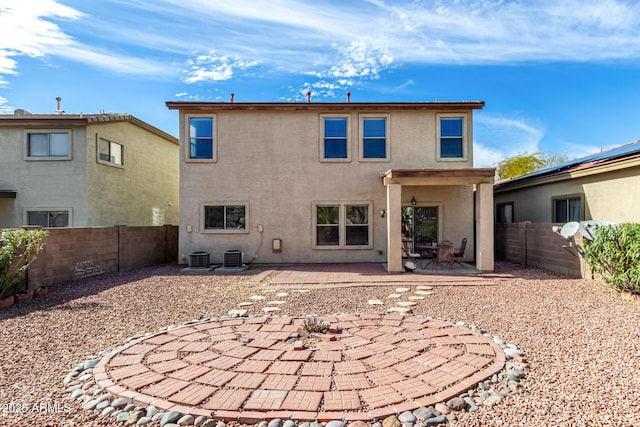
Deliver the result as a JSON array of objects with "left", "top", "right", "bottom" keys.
[
  {"left": 475, "top": 182, "right": 494, "bottom": 272},
  {"left": 386, "top": 183, "right": 403, "bottom": 272}
]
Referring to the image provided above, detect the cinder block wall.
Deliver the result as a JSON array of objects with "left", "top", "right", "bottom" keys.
[
  {"left": 24, "top": 225, "right": 178, "bottom": 288},
  {"left": 495, "top": 223, "right": 586, "bottom": 278}
]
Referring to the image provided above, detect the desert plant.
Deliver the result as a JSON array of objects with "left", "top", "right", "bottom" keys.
[
  {"left": 303, "top": 317, "right": 330, "bottom": 334},
  {"left": 583, "top": 223, "right": 640, "bottom": 295},
  {"left": 0, "top": 229, "right": 48, "bottom": 299}
]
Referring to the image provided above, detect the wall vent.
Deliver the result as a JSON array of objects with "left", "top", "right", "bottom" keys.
[
  {"left": 223, "top": 250, "right": 243, "bottom": 268},
  {"left": 188, "top": 251, "right": 210, "bottom": 269}
]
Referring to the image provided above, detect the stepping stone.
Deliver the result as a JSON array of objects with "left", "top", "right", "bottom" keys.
[
  {"left": 408, "top": 296, "right": 425, "bottom": 301},
  {"left": 397, "top": 301, "right": 417, "bottom": 307},
  {"left": 292, "top": 289, "right": 311, "bottom": 293},
  {"left": 263, "top": 307, "right": 282, "bottom": 313},
  {"left": 266, "top": 301, "right": 287, "bottom": 305},
  {"left": 250, "top": 295, "right": 267, "bottom": 300},
  {"left": 388, "top": 294, "right": 402, "bottom": 299},
  {"left": 228, "top": 309, "right": 248, "bottom": 317},
  {"left": 238, "top": 302, "right": 254, "bottom": 307},
  {"left": 415, "top": 290, "right": 435, "bottom": 296},
  {"left": 276, "top": 292, "right": 289, "bottom": 297},
  {"left": 368, "top": 299, "right": 384, "bottom": 305},
  {"left": 395, "top": 287, "right": 411, "bottom": 293},
  {"left": 417, "top": 286, "right": 434, "bottom": 290},
  {"left": 387, "top": 307, "right": 412, "bottom": 314}
]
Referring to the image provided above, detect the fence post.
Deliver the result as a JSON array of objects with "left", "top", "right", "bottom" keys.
[{"left": 116, "top": 225, "right": 126, "bottom": 272}]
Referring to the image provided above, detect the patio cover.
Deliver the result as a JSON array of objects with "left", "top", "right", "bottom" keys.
[{"left": 382, "top": 168, "right": 495, "bottom": 273}]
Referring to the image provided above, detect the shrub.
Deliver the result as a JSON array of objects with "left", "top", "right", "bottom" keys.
[
  {"left": 583, "top": 223, "right": 640, "bottom": 294},
  {"left": 0, "top": 229, "right": 48, "bottom": 299}
]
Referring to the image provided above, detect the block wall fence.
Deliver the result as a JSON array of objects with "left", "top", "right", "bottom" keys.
[
  {"left": 494, "top": 222, "right": 590, "bottom": 278},
  {"left": 21, "top": 225, "right": 178, "bottom": 288}
]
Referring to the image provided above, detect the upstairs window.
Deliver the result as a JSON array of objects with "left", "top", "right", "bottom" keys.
[
  {"left": 362, "top": 117, "right": 387, "bottom": 159},
  {"left": 322, "top": 117, "right": 348, "bottom": 160},
  {"left": 189, "top": 116, "right": 214, "bottom": 160},
  {"left": 438, "top": 116, "right": 464, "bottom": 159},
  {"left": 26, "top": 131, "right": 71, "bottom": 159},
  {"left": 98, "top": 138, "right": 123, "bottom": 166},
  {"left": 553, "top": 196, "right": 582, "bottom": 223}
]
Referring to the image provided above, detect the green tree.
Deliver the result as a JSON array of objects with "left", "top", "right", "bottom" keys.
[
  {"left": 496, "top": 152, "right": 574, "bottom": 180},
  {"left": 583, "top": 223, "right": 640, "bottom": 295},
  {"left": 0, "top": 229, "right": 48, "bottom": 299}
]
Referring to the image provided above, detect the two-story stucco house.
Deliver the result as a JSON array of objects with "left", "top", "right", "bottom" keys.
[
  {"left": 0, "top": 109, "right": 179, "bottom": 228},
  {"left": 166, "top": 100, "right": 495, "bottom": 272}
]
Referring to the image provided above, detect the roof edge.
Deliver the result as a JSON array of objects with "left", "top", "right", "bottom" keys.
[{"left": 166, "top": 101, "right": 485, "bottom": 111}]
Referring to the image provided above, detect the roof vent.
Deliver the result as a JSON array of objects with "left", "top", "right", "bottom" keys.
[
  {"left": 56, "top": 97, "right": 64, "bottom": 115},
  {"left": 14, "top": 109, "right": 31, "bottom": 115}
]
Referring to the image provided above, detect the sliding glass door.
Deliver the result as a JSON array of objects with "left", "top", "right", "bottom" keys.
[{"left": 401, "top": 206, "right": 438, "bottom": 249}]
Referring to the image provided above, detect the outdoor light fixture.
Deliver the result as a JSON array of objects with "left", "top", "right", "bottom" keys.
[
  {"left": 380, "top": 209, "right": 386, "bottom": 218},
  {"left": 411, "top": 196, "right": 416, "bottom": 206}
]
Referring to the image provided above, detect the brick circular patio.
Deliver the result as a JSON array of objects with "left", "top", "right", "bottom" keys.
[{"left": 93, "top": 314, "right": 505, "bottom": 423}]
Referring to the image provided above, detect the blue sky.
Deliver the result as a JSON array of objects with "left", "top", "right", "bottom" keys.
[{"left": 1, "top": 0, "right": 639, "bottom": 167}]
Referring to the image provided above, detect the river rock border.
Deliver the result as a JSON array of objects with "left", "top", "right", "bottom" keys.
[{"left": 64, "top": 314, "right": 527, "bottom": 427}]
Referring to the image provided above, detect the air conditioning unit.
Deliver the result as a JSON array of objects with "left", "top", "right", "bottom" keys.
[
  {"left": 188, "top": 251, "right": 210, "bottom": 269},
  {"left": 223, "top": 250, "right": 243, "bottom": 268}
]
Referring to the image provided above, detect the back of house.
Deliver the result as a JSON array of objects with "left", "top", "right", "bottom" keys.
[{"left": 167, "top": 100, "right": 495, "bottom": 272}]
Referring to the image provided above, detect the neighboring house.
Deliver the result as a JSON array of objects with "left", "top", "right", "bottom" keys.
[
  {"left": 166, "top": 100, "right": 495, "bottom": 272},
  {"left": 0, "top": 109, "right": 179, "bottom": 228},
  {"left": 494, "top": 140, "right": 640, "bottom": 224}
]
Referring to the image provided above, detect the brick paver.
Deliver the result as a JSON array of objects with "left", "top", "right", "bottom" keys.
[{"left": 97, "top": 313, "right": 505, "bottom": 420}]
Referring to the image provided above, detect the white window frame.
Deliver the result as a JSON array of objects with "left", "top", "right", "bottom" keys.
[
  {"left": 200, "top": 202, "right": 249, "bottom": 234},
  {"left": 312, "top": 201, "right": 373, "bottom": 249},
  {"left": 185, "top": 114, "right": 217, "bottom": 163},
  {"left": 359, "top": 113, "right": 390, "bottom": 162},
  {"left": 97, "top": 136, "right": 124, "bottom": 168},
  {"left": 23, "top": 208, "right": 72, "bottom": 227},
  {"left": 23, "top": 129, "right": 72, "bottom": 160},
  {"left": 552, "top": 195, "right": 582, "bottom": 223},
  {"left": 436, "top": 113, "right": 468, "bottom": 162},
  {"left": 319, "top": 114, "right": 351, "bottom": 162}
]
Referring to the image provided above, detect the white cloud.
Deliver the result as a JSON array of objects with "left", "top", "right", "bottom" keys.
[
  {"left": 0, "top": 0, "right": 81, "bottom": 76},
  {"left": 182, "top": 52, "right": 260, "bottom": 83},
  {"left": 473, "top": 113, "right": 546, "bottom": 167},
  {"left": 473, "top": 141, "right": 505, "bottom": 168},
  {"left": 3, "top": 0, "right": 640, "bottom": 96},
  {"left": 0, "top": 95, "right": 13, "bottom": 114}
]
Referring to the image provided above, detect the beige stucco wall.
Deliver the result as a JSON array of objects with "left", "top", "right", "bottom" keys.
[
  {"left": 0, "top": 126, "right": 88, "bottom": 227},
  {"left": 494, "top": 165, "right": 640, "bottom": 223},
  {"left": 0, "top": 119, "right": 178, "bottom": 228},
  {"left": 86, "top": 122, "right": 179, "bottom": 226},
  {"left": 178, "top": 108, "right": 477, "bottom": 264}
]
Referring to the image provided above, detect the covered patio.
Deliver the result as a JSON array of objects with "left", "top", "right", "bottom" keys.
[{"left": 382, "top": 168, "right": 495, "bottom": 273}]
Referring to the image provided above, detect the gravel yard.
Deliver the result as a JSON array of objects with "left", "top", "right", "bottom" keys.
[{"left": 0, "top": 261, "right": 638, "bottom": 426}]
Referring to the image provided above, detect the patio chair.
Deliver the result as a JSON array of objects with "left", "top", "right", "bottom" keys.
[
  {"left": 401, "top": 239, "right": 422, "bottom": 269},
  {"left": 453, "top": 238, "right": 467, "bottom": 265},
  {"left": 432, "top": 240, "right": 454, "bottom": 269}
]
